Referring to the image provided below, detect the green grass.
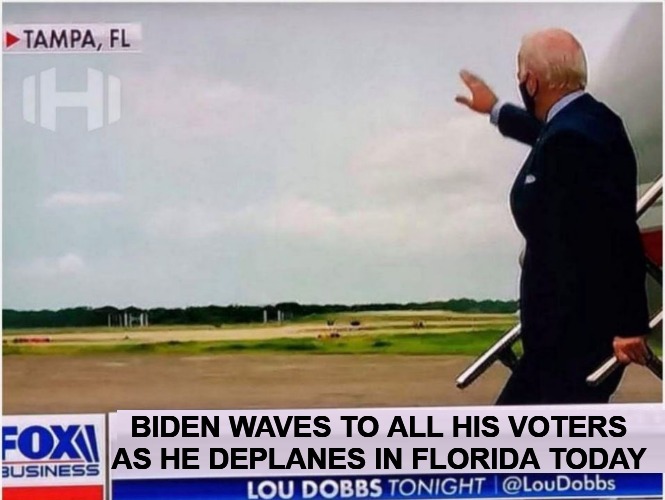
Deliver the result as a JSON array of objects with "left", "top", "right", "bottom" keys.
[
  {"left": 4, "top": 328, "right": 661, "bottom": 361},
  {"left": 2, "top": 329, "right": 510, "bottom": 357},
  {"left": 3, "top": 306, "right": 659, "bottom": 361},
  {"left": 649, "top": 334, "right": 663, "bottom": 357}
]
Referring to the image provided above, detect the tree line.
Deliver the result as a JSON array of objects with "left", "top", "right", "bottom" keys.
[{"left": 3, "top": 299, "right": 518, "bottom": 329}]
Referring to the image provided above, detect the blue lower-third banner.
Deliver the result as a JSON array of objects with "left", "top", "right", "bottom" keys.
[{"left": 112, "top": 473, "right": 663, "bottom": 499}]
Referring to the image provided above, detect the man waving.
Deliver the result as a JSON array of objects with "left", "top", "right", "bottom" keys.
[{"left": 456, "top": 29, "right": 651, "bottom": 404}]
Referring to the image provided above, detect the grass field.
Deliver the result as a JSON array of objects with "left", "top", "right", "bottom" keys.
[
  {"left": 3, "top": 328, "right": 514, "bottom": 356},
  {"left": 3, "top": 310, "right": 662, "bottom": 357},
  {"left": 3, "top": 310, "right": 518, "bottom": 355},
  {"left": 2, "top": 310, "right": 515, "bottom": 335},
  {"left": 4, "top": 310, "right": 661, "bottom": 413}
]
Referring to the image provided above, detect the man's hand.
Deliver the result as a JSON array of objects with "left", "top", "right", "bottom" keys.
[
  {"left": 613, "top": 335, "right": 650, "bottom": 365},
  {"left": 455, "top": 70, "right": 498, "bottom": 114}
]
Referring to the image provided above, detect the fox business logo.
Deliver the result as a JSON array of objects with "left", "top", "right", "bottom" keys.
[{"left": 2, "top": 424, "right": 101, "bottom": 479}]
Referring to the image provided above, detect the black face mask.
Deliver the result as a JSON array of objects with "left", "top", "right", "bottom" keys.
[{"left": 519, "top": 80, "right": 538, "bottom": 116}]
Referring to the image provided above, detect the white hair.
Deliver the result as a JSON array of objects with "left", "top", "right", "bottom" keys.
[{"left": 519, "top": 29, "right": 588, "bottom": 91}]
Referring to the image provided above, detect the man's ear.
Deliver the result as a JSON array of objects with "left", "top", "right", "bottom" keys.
[
  {"left": 526, "top": 73, "right": 538, "bottom": 97},
  {"left": 517, "top": 66, "right": 526, "bottom": 85}
]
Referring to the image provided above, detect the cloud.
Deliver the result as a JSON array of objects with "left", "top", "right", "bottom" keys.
[
  {"left": 242, "top": 196, "right": 514, "bottom": 255},
  {"left": 43, "top": 191, "right": 123, "bottom": 208},
  {"left": 124, "top": 68, "right": 281, "bottom": 139},
  {"left": 253, "top": 115, "right": 525, "bottom": 251},
  {"left": 145, "top": 204, "right": 229, "bottom": 239},
  {"left": 349, "top": 115, "right": 522, "bottom": 203},
  {"left": 143, "top": 114, "right": 527, "bottom": 256},
  {"left": 16, "top": 253, "right": 87, "bottom": 278}
]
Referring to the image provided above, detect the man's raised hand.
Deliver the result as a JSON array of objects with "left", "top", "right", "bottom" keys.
[{"left": 455, "top": 70, "right": 499, "bottom": 114}]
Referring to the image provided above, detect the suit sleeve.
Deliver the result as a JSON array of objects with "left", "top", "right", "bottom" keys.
[
  {"left": 542, "top": 131, "right": 650, "bottom": 338},
  {"left": 496, "top": 104, "right": 544, "bottom": 147}
]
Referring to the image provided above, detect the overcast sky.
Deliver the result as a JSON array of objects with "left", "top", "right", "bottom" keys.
[{"left": 2, "top": 3, "right": 660, "bottom": 309}]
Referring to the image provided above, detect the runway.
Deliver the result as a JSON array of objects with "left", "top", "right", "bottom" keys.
[{"left": 4, "top": 353, "right": 660, "bottom": 414}]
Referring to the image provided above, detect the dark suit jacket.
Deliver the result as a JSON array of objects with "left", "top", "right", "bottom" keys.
[{"left": 498, "top": 94, "right": 650, "bottom": 367}]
